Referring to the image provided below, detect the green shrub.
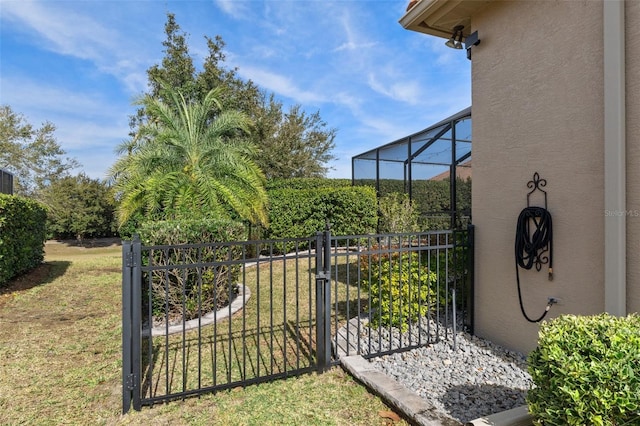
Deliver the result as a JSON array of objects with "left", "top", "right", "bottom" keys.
[
  {"left": 354, "top": 178, "right": 471, "bottom": 230},
  {"left": 137, "top": 219, "right": 246, "bottom": 323},
  {"left": 265, "top": 185, "right": 377, "bottom": 252},
  {"left": 266, "top": 177, "right": 352, "bottom": 191},
  {"left": 0, "top": 194, "right": 47, "bottom": 286},
  {"left": 361, "top": 251, "right": 437, "bottom": 332},
  {"left": 377, "top": 192, "right": 420, "bottom": 234},
  {"left": 527, "top": 313, "right": 640, "bottom": 426}
]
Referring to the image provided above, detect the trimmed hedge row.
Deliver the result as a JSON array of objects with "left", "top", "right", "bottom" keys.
[
  {"left": 0, "top": 194, "right": 47, "bottom": 286},
  {"left": 136, "top": 218, "right": 247, "bottom": 247},
  {"left": 266, "top": 177, "right": 353, "bottom": 191},
  {"left": 354, "top": 178, "right": 472, "bottom": 215},
  {"left": 265, "top": 185, "right": 377, "bottom": 241}
]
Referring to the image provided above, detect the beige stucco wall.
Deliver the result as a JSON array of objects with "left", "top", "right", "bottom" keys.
[
  {"left": 471, "top": 0, "right": 605, "bottom": 353},
  {"left": 627, "top": 0, "right": 640, "bottom": 314}
]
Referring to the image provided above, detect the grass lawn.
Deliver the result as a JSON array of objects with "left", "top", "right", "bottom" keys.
[{"left": 0, "top": 240, "right": 407, "bottom": 425}]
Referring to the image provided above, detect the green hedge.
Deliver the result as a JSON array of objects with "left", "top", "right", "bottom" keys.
[
  {"left": 527, "top": 313, "right": 640, "bottom": 426},
  {"left": 266, "top": 177, "right": 352, "bottom": 191},
  {"left": 265, "top": 186, "right": 377, "bottom": 243},
  {"left": 136, "top": 218, "right": 247, "bottom": 246},
  {"left": 0, "top": 194, "right": 47, "bottom": 286},
  {"left": 354, "top": 178, "right": 471, "bottom": 229}
]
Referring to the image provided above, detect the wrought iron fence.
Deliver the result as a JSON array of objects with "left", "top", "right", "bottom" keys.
[{"left": 122, "top": 226, "right": 474, "bottom": 413}]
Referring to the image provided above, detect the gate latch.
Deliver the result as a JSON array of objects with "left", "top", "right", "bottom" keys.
[{"left": 315, "top": 272, "right": 329, "bottom": 281}]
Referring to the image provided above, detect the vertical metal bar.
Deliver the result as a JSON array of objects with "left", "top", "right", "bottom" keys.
[
  {"left": 295, "top": 241, "right": 301, "bottom": 371},
  {"left": 282, "top": 243, "right": 289, "bottom": 372},
  {"left": 181, "top": 251, "right": 187, "bottom": 396},
  {"left": 408, "top": 136, "right": 412, "bottom": 201},
  {"left": 452, "top": 288, "right": 457, "bottom": 351},
  {"left": 269, "top": 242, "right": 274, "bottom": 375},
  {"left": 242, "top": 244, "right": 248, "bottom": 382},
  {"left": 323, "top": 227, "right": 331, "bottom": 365},
  {"left": 122, "top": 240, "right": 132, "bottom": 414},
  {"left": 345, "top": 237, "right": 351, "bottom": 356},
  {"left": 213, "top": 248, "right": 218, "bottom": 387},
  {"left": 307, "top": 239, "right": 313, "bottom": 366},
  {"left": 375, "top": 148, "right": 380, "bottom": 195},
  {"left": 282, "top": 243, "right": 288, "bottom": 373},
  {"left": 131, "top": 236, "right": 142, "bottom": 411},
  {"left": 227, "top": 244, "right": 233, "bottom": 385},
  {"left": 146, "top": 254, "right": 154, "bottom": 400},
  {"left": 315, "top": 231, "right": 325, "bottom": 372},
  {"left": 451, "top": 120, "right": 458, "bottom": 229},
  {"left": 256, "top": 243, "right": 261, "bottom": 379},
  {"left": 332, "top": 236, "right": 338, "bottom": 358},
  {"left": 163, "top": 249, "right": 170, "bottom": 393},
  {"left": 197, "top": 247, "right": 202, "bottom": 391},
  {"left": 445, "top": 232, "right": 450, "bottom": 341}
]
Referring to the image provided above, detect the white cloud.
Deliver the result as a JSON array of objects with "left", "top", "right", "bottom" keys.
[
  {"left": 214, "top": 0, "right": 251, "bottom": 20},
  {"left": 2, "top": 1, "right": 116, "bottom": 60},
  {"left": 2, "top": 77, "right": 126, "bottom": 119},
  {"left": 237, "top": 66, "right": 326, "bottom": 105},
  {"left": 367, "top": 73, "right": 422, "bottom": 105},
  {"left": 333, "top": 40, "right": 377, "bottom": 52},
  {"left": 1, "top": 0, "right": 152, "bottom": 94}
]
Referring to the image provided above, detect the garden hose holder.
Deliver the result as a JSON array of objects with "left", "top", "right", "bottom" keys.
[{"left": 514, "top": 172, "right": 555, "bottom": 323}]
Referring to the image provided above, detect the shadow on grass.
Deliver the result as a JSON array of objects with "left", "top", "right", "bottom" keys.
[
  {"left": 0, "top": 261, "right": 71, "bottom": 296},
  {"left": 52, "top": 237, "right": 122, "bottom": 248},
  {"left": 140, "top": 318, "right": 318, "bottom": 400}
]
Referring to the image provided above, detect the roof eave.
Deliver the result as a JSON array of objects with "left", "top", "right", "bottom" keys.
[{"left": 399, "top": 0, "right": 492, "bottom": 39}]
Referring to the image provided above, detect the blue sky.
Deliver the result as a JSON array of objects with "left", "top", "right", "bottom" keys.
[{"left": 0, "top": 0, "right": 471, "bottom": 180}]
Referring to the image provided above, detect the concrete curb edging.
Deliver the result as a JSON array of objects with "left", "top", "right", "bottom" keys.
[
  {"left": 143, "top": 284, "right": 251, "bottom": 337},
  {"left": 340, "top": 355, "right": 461, "bottom": 426}
]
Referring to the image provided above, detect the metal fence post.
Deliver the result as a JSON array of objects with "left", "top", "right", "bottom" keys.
[
  {"left": 322, "top": 226, "right": 332, "bottom": 367},
  {"left": 131, "top": 235, "right": 142, "bottom": 411},
  {"left": 315, "top": 231, "right": 326, "bottom": 372},
  {"left": 122, "top": 240, "right": 133, "bottom": 414},
  {"left": 315, "top": 226, "right": 332, "bottom": 372}
]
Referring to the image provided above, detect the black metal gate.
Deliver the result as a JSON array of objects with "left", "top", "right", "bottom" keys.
[{"left": 122, "top": 227, "right": 473, "bottom": 413}]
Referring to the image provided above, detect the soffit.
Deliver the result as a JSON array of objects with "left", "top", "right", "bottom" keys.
[{"left": 399, "top": 0, "right": 492, "bottom": 39}]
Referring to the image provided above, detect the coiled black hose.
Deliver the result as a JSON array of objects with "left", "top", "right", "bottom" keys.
[{"left": 514, "top": 206, "right": 553, "bottom": 323}]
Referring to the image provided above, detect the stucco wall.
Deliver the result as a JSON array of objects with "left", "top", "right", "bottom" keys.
[
  {"left": 471, "top": 0, "right": 604, "bottom": 353},
  {"left": 627, "top": 1, "right": 640, "bottom": 314}
]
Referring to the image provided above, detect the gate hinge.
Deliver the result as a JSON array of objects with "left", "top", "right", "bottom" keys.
[
  {"left": 125, "top": 252, "right": 135, "bottom": 268},
  {"left": 126, "top": 373, "right": 137, "bottom": 391}
]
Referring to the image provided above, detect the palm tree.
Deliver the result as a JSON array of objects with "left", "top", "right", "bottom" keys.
[{"left": 110, "top": 85, "right": 268, "bottom": 227}]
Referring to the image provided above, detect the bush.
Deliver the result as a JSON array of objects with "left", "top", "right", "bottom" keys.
[
  {"left": 266, "top": 177, "right": 352, "bottom": 191},
  {"left": 0, "top": 194, "right": 47, "bottom": 286},
  {"left": 361, "top": 251, "right": 437, "bottom": 332},
  {"left": 265, "top": 185, "right": 377, "bottom": 252},
  {"left": 40, "top": 174, "right": 116, "bottom": 241},
  {"left": 137, "top": 219, "right": 246, "bottom": 324},
  {"left": 377, "top": 192, "right": 420, "bottom": 234},
  {"left": 527, "top": 313, "right": 640, "bottom": 426},
  {"left": 353, "top": 178, "right": 472, "bottom": 230}
]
